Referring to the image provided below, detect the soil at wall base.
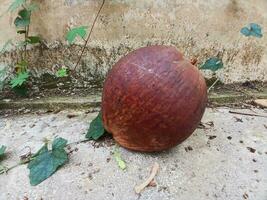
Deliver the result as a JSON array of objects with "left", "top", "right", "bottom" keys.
[{"left": 1, "top": 78, "right": 266, "bottom": 100}]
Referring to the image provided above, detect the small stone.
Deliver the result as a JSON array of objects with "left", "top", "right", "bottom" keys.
[
  {"left": 247, "top": 147, "right": 256, "bottom": 153},
  {"left": 185, "top": 146, "right": 193, "bottom": 152},
  {"left": 208, "top": 135, "right": 217, "bottom": 140}
]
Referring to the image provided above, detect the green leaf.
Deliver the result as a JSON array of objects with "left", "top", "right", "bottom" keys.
[
  {"left": 114, "top": 146, "right": 126, "bottom": 170},
  {"left": 200, "top": 57, "right": 224, "bottom": 72},
  {"left": 28, "top": 137, "right": 68, "bottom": 186},
  {"left": 241, "top": 23, "right": 263, "bottom": 38},
  {"left": 86, "top": 112, "right": 105, "bottom": 140},
  {"left": 66, "top": 26, "right": 87, "bottom": 44},
  {"left": 56, "top": 68, "right": 68, "bottom": 78},
  {"left": 0, "top": 146, "right": 6, "bottom": 158},
  {"left": 12, "top": 84, "right": 28, "bottom": 96},
  {"left": 52, "top": 138, "right": 68, "bottom": 149},
  {"left": 27, "top": 36, "right": 41, "bottom": 44},
  {"left": 10, "top": 71, "right": 29, "bottom": 88},
  {"left": 14, "top": 9, "right": 31, "bottom": 28},
  {"left": 8, "top": 0, "right": 26, "bottom": 12}
]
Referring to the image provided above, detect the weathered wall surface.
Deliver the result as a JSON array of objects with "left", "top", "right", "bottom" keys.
[{"left": 0, "top": 0, "right": 267, "bottom": 84}]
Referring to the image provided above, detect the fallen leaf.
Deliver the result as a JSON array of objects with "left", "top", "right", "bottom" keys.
[
  {"left": 28, "top": 137, "right": 68, "bottom": 186},
  {"left": 254, "top": 99, "right": 267, "bottom": 108},
  {"left": 135, "top": 162, "right": 160, "bottom": 194},
  {"left": 86, "top": 112, "right": 105, "bottom": 140},
  {"left": 114, "top": 145, "right": 126, "bottom": 170}
]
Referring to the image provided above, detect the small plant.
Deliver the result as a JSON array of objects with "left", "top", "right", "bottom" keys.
[
  {"left": 7, "top": 0, "right": 40, "bottom": 92},
  {"left": 66, "top": 26, "right": 88, "bottom": 44},
  {"left": 56, "top": 67, "right": 68, "bottom": 78},
  {"left": 66, "top": 0, "right": 106, "bottom": 72},
  {"left": 200, "top": 57, "right": 224, "bottom": 92},
  {"left": 240, "top": 23, "right": 263, "bottom": 38},
  {"left": 10, "top": 71, "right": 29, "bottom": 88}
]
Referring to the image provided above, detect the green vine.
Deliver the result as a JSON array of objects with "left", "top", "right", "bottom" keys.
[{"left": 8, "top": 0, "right": 40, "bottom": 92}]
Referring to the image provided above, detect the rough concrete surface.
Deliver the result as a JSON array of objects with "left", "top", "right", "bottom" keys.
[
  {"left": 0, "top": 107, "right": 266, "bottom": 200},
  {"left": 0, "top": 0, "right": 267, "bottom": 83}
]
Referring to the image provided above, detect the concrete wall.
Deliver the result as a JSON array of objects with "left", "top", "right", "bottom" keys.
[{"left": 0, "top": 0, "right": 267, "bottom": 84}]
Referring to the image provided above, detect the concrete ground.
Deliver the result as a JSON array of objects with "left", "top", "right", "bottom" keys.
[{"left": 0, "top": 107, "right": 266, "bottom": 200}]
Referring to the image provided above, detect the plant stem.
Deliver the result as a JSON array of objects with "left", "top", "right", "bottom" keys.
[
  {"left": 0, "top": 158, "right": 32, "bottom": 175},
  {"left": 24, "top": 25, "right": 30, "bottom": 63},
  {"left": 0, "top": 138, "right": 93, "bottom": 175},
  {"left": 73, "top": 0, "right": 106, "bottom": 72},
  {"left": 208, "top": 78, "right": 220, "bottom": 93},
  {"left": 66, "top": 139, "right": 91, "bottom": 147}
]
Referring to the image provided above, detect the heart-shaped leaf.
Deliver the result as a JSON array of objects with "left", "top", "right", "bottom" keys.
[
  {"left": 28, "top": 137, "right": 68, "bottom": 186},
  {"left": 86, "top": 112, "right": 105, "bottom": 140},
  {"left": 200, "top": 57, "right": 224, "bottom": 72},
  {"left": 240, "top": 23, "right": 263, "bottom": 38},
  {"left": 14, "top": 9, "right": 31, "bottom": 28},
  {"left": 66, "top": 26, "right": 87, "bottom": 44},
  {"left": 10, "top": 71, "right": 29, "bottom": 88}
]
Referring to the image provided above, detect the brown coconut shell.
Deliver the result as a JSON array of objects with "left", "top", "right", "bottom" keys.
[{"left": 102, "top": 45, "right": 207, "bottom": 152}]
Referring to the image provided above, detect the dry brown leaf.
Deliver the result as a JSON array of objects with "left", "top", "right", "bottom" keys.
[{"left": 135, "top": 162, "right": 160, "bottom": 194}]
